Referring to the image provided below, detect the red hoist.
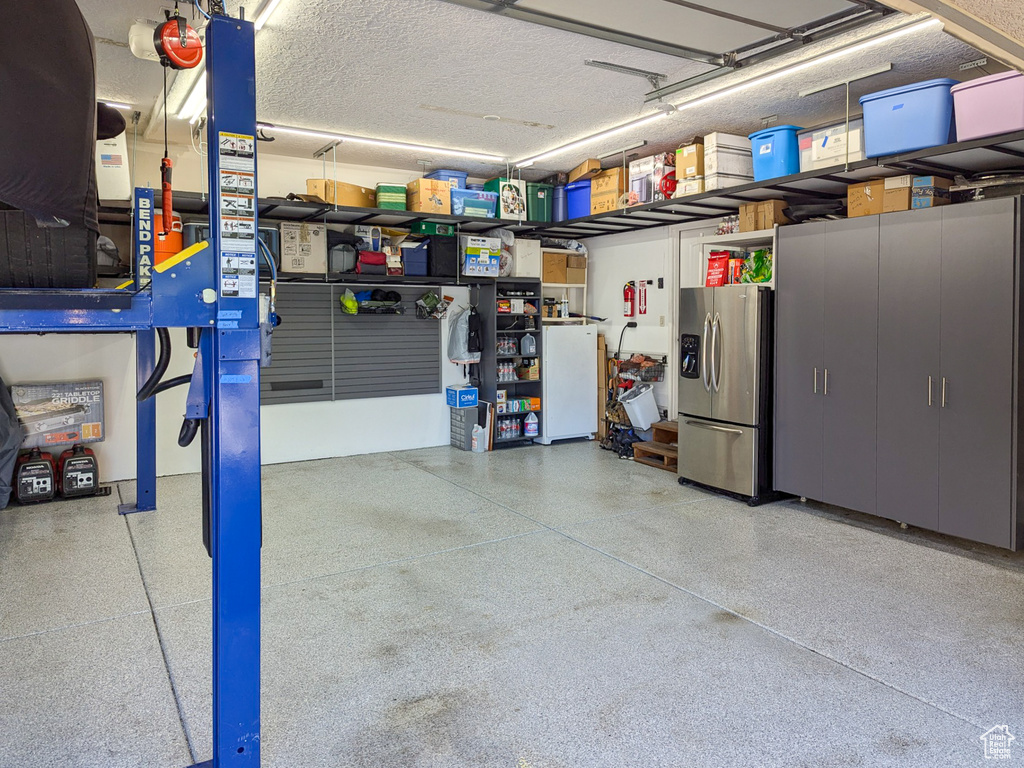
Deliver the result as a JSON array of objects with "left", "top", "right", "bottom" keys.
[
  {"left": 623, "top": 281, "right": 636, "bottom": 318},
  {"left": 154, "top": 5, "right": 203, "bottom": 234}
]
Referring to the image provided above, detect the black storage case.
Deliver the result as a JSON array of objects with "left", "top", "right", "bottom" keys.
[{"left": 427, "top": 236, "right": 458, "bottom": 278}]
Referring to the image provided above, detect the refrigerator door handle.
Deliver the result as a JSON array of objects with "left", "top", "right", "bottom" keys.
[
  {"left": 684, "top": 419, "right": 743, "bottom": 435},
  {"left": 710, "top": 312, "right": 721, "bottom": 392},
  {"left": 702, "top": 312, "right": 711, "bottom": 392}
]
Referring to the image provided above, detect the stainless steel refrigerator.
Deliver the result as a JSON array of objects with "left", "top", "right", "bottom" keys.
[{"left": 677, "top": 286, "right": 773, "bottom": 503}]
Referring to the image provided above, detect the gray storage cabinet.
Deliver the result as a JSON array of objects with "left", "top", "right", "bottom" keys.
[
  {"left": 777, "top": 197, "right": 1024, "bottom": 549},
  {"left": 774, "top": 218, "right": 879, "bottom": 515}
]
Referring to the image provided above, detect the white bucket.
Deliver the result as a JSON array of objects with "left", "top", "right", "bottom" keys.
[{"left": 618, "top": 383, "right": 659, "bottom": 430}]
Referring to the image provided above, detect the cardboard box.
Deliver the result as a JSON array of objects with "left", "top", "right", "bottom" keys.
[
  {"left": 541, "top": 304, "right": 559, "bottom": 318},
  {"left": 407, "top": 178, "right": 452, "bottom": 214},
  {"left": 12, "top": 380, "right": 105, "bottom": 449},
  {"left": 280, "top": 221, "right": 327, "bottom": 274},
  {"left": 676, "top": 141, "right": 704, "bottom": 179},
  {"left": 542, "top": 252, "right": 567, "bottom": 283},
  {"left": 516, "top": 362, "right": 540, "bottom": 381},
  {"left": 739, "top": 200, "right": 791, "bottom": 232},
  {"left": 305, "top": 179, "right": 376, "bottom": 207},
  {"left": 591, "top": 168, "right": 626, "bottom": 214},
  {"left": 566, "top": 254, "right": 587, "bottom": 270},
  {"left": 569, "top": 158, "right": 602, "bottom": 183},
  {"left": 460, "top": 235, "right": 501, "bottom": 277},
  {"left": 674, "top": 178, "right": 704, "bottom": 198},
  {"left": 628, "top": 152, "right": 676, "bottom": 206},
  {"left": 704, "top": 133, "right": 753, "bottom": 177},
  {"left": 912, "top": 176, "right": 953, "bottom": 209},
  {"left": 882, "top": 175, "right": 914, "bottom": 213},
  {"left": 565, "top": 267, "right": 586, "bottom": 285},
  {"left": 848, "top": 180, "right": 885, "bottom": 218},
  {"left": 705, "top": 172, "right": 753, "bottom": 191},
  {"left": 446, "top": 386, "right": 479, "bottom": 409},
  {"left": 511, "top": 238, "right": 541, "bottom": 278}
]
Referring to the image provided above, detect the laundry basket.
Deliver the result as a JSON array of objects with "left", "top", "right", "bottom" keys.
[{"left": 618, "top": 383, "right": 659, "bottom": 430}]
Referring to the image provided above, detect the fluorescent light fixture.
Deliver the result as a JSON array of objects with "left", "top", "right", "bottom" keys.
[
  {"left": 672, "top": 19, "right": 942, "bottom": 113},
  {"left": 101, "top": 101, "right": 132, "bottom": 110},
  {"left": 514, "top": 111, "right": 669, "bottom": 167},
  {"left": 256, "top": 122, "right": 507, "bottom": 162},
  {"left": 254, "top": 0, "right": 285, "bottom": 31},
  {"left": 177, "top": 71, "right": 207, "bottom": 120}
]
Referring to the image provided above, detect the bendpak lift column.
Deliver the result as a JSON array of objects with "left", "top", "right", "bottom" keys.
[{"left": 0, "top": 11, "right": 263, "bottom": 767}]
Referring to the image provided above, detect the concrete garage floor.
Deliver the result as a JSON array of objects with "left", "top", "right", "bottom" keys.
[{"left": 1, "top": 442, "right": 1023, "bottom": 767}]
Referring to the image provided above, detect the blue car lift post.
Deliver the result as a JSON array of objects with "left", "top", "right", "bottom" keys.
[{"left": 0, "top": 12, "right": 263, "bottom": 767}]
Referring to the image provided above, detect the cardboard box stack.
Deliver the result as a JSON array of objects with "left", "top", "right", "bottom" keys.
[
  {"left": 591, "top": 168, "right": 626, "bottom": 214},
  {"left": 566, "top": 253, "right": 586, "bottom": 284},
  {"left": 739, "top": 200, "right": 792, "bottom": 232},
  {"left": 912, "top": 176, "right": 953, "bottom": 208},
  {"left": 850, "top": 176, "right": 953, "bottom": 217},
  {"left": 675, "top": 140, "right": 704, "bottom": 197},
  {"left": 542, "top": 251, "right": 567, "bottom": 283},
  {"left": 703, "top": 132, "right": 754, "bottom": 191}
]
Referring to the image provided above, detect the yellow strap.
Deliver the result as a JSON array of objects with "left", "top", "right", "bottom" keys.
[
  {"left": 154, "top": 240, "right": 209, "bottom": 273},
  {"left": 115, "top": 279, "right": 135, "bottom": 290}
]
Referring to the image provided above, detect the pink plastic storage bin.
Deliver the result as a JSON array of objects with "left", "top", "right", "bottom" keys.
[{"left": 951, "top": 71, "right": 1024, "bottom": 141}]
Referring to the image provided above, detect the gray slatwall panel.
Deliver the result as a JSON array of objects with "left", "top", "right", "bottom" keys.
[
  {"left": 332, "top": 285, "right": 441, "bottom": 401},
  {"left": 261, "top": 283, "right": 334, "bottom": 404},
  {"left": 260, "top": 282, "right": 442, "bottom": 406}
]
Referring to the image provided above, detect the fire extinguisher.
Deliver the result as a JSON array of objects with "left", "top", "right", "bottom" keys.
[{"left": 623, "top": 281, "right": 636, "bottom": 318}]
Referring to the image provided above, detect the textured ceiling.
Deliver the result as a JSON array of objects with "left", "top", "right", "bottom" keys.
[{"left": 75, "top": 0, "right": 991, "bottom": 180}]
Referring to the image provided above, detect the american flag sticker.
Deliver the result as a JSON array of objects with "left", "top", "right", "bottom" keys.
[{"left": 100, "top": 154, "right": 123, "bottom": 167}]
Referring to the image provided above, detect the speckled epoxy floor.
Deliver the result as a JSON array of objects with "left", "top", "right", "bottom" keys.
[{"left": 2, "top": 441, "right": 1023, "bottom": 767}]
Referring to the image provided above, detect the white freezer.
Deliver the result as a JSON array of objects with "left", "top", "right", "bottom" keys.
[{"left": 537, "top": 325, "right": 598, "bottom": 444}]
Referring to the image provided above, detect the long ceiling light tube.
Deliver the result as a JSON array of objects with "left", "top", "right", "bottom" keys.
[
  {"left": 176, "top": 0, "right": 288, "bottom": 122},
  {"left": 256, "top": 122, "right": 508, "bottom": 163},
  {"left": 510, "top": 17, "right": 942, "bottom": 168},
  {"left": 670, "top": 18, "right": 943, "bottom": 114}
]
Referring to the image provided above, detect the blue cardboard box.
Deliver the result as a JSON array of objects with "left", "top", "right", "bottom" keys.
[{"left": 446, "top": 386, "right": 479, "bottom": 409}]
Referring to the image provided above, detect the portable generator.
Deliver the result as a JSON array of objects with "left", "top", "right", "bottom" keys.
[
  {"left": 57, "top": 444, "right": 99, "bottom": 498},
  {"left": 14, "top": 448, "right": 56, "bottom": 504}
]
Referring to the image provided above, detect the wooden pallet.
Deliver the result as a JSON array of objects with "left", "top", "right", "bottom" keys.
[
  {"left": 632, "top": 440, "right": 678, "bottom": 472},
  {"left": 633, "top": 421, "right": 678, "bottom": 472}
]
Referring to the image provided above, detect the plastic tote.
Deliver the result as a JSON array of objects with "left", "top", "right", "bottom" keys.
[
  {"left": 748, "top": 125, "right": 802, "bottom": 181},
  {"left": 859, "top": 78, "right": 958, "bottom": 157},
  {"left": 424, "top": 169, "right": 468, "bottom": 189},
  {"left": 552, "top": 184, "right": 567, "bottom": 222},
  {"left": 565, "top": 179, "right": 591, "bottom": 219},
  {"left": 951, "top": 71, "right": 1024, "bottom": 141},
  {"left": 618, "top": 383, "right": 659, "bottom": 431},
  {"left": 526, "top": 183, "right": 553, "bottom": 222}
]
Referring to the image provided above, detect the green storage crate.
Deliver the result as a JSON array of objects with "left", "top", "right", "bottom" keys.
[
  {"left": 375, "top": 183, "right": 407, "bottom": 210},
  {"left": 410, "top": 221, "right": 455, "bottom": 236},
  {"left": 527, "top": 182, "right": 553, "bottom": 222}
]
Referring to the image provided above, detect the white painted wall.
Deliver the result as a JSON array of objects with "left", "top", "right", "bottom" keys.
[
  {"left": 583, "top": 220, "right": 722, "bottom": 418},
  {"left": 0, "top": 288, "right": 469, "bottom": 483}
]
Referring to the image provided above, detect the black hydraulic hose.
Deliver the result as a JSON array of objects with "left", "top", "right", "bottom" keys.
[
  {"left": 178, "top": 417, "right": 201, "bottom": 448},
  {"left": 152, "top": 374, "right": 192, "bottom": 396},
  {"left": 137, "top": 327, "right": 172, "bottom": 401}
]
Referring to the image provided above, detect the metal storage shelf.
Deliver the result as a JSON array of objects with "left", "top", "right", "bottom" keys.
[{"left": 97, "top": 130, "right": 1024, "bottom": 241}]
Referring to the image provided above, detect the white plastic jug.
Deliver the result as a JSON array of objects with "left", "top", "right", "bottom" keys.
[
  {"left": 471, "top": 424, "right": 488, "bottom": 452},
  {"left": 521, "top": 333, "right": 536, "bottom": 356},
  {"left": 524, "top": 412, "right": 539, "bottom": 437}
]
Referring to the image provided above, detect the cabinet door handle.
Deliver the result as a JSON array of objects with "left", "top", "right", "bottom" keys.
[
  {"left": 928, "top": 375, "right": 933, "bottom": 407},
  {"left": 941, "top": 377, "right": 947, "bottom": 408},
  {"left": 813, "top": 367, "right": 818, "bottom": 394},
  {"left": 824, "top": 368, "right": 829, "bottom": 396}
]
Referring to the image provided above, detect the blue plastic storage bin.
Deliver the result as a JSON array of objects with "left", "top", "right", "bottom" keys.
[
  {"left": 566, "top": 179, "right": 591, "bottom": 219},
  {"left": 859, "top": 78, "right": 958, "bottom": 157},
  {"left": 552, "top": 184, "right": 567, "bottom": 222},
  {"left": 748, "top": 125, "right": 802, "bottom": 181},
  {"left": 451, "top": 188, "right": 498, "bottom": 217},
  {"left": 466, "top": 183, "right": 484, "bottom": 191},
  {"left": 424, "top": 169, "right": 468, "bottom": 189}
]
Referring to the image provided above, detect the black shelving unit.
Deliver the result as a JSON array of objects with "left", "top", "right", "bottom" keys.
[{"left": 475, "top": 277, "right": 543, "bottom": 448}]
